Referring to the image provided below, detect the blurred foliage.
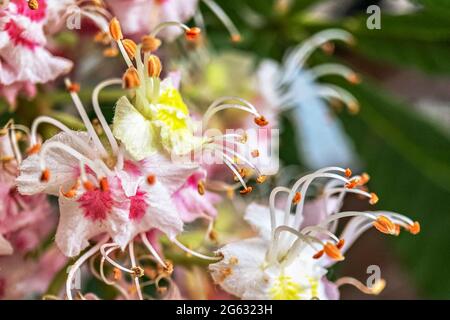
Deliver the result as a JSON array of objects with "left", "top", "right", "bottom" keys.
[{"left": 200, "top": 0, "right": 450, "bottom": 298}]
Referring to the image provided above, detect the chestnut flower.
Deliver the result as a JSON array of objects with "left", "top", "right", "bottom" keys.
[
  {"left": 209, "top": 167, "right": 420, "bottom": 300},
  {"left": 109, "top": 18, "right": 270, "bottom": 194}
]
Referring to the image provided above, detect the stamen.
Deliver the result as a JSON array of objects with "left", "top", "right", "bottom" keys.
[
  {"left": 369, "top": 192, "right": 379, "bottom": 205},
  {"left": 254, "top": 116, "right": 269, "bottom": 127},
  {"left": 240, "top": 186, "right": 253, "bottom": 195},
  {"left": 197, "top": 181, "right": 205, "bottom": 195},
  {"left": 64, "top": 79, "right": 109, "bottom": 158},
  {"left": 27, "top": 0, "right": 38, "bottom": 10},
  {"left": 323, "top": 242, "right": 345, "bottom": 261},
  {"left": 292, "top": 192, "right": 301, "bottom": 205},
  {"left": 129, "top": 241, "right": 144, "bottom": 300},
  {"left": 66, "top": 236, "right": 109, "bottom": 300},
  {"left": 251, "top": 149, "right": 260, "bottom": 158},
  {"left": 140, "top": 233, "right": 167, "bottom": 268},
  {"left": 99, "top": 177, "right": 109, "bottom": 192},
  {"left": 407, "top": 221, "right": 420, "bottom": 235},
  {"left": 147, "top": 175, "right": 156, "bottom": 185},
  {"left": 40, "top": 168, "right": 50, "bottom": 182},
  {"left": 142, "top": 35, "right": 161, "bottom": 53},
  {"left": 172, "top": 239, "right": 222, "bottom": 261},
  {"left": 185, "top": 27, "right": 202, "bottom": 41},
  {"left": 109, "top": 17, "right": 123, "bottom": 41},
  {"left": 122, "top": 39, "right": 137, "bottom": 60},
  {"left": 201, "top": 0, "right": 241, "bottom": 42},
  {"left": 147, "top": 55, "right": 162, "bottom": 78},
  {"left": 373, "top": 215, "right": 399, "bottom": 236},
  {"left": 256, "top": 175, "right": 267, "bottom": 184},
  {"left": 123, "top": 67, "right": 141, "bottom": 89},
  {"left": 108, "top": 18, "right": 133, "bottom": 67},
  {"left": 345, "top": 168, "right": 352, "bottom": 177},
  {"left": 27, "top": 143, "right": 41, "bottom": 155},
  {"left": 150, "top": 21, "right": 191, "bottom": 38},
  {"left": 92, "top": 79, "right": 122, "bottom": 156}
]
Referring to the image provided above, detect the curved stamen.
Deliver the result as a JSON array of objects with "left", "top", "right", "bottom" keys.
[
  {"left": 66, "top": 236, "right": 109, "bottom": 300},
  {"left": 140, "top": 233, "right": 167, "bottom": 269},
  {"left": 150, "top": 21, "right": 190, "bottom": 38},
  {"left": 89, "top": 254, "right": 131, "bottom": 300},
  {"left": 203, "top": 144, "right": 248, "bottom": 190},
  {"left": 92, "top": 78, "right": 122, "bottom": 156},
  {"left": 30, "top": 116, "right": 94, "bottom": 155},
  {"left": 282, "top": 29, "right": 354, "bottom": 83},
  {"left": 172, "top": 238, "right": 221, "bottom": 261},
  {"left": 301, "top": 226, "right": 340, "bottom": 243},
  {"left": 310, "top": 63, "right": 359, "bottom": 83},
  {"left": 268, "top": 186, "right": 291, "bottom": 236},
  {"left": 202, "top": 103, "right": 259, "bottom": 128},
  {"left": 267, "top": 225, "right": 322, "bottom": 265},
  {"left": 39, "top": 141, "right": 105, "bottom": 179},
  {"left": 316, "top": 84, "right": 359, "bottom": 114},
  {"left": 65, "top": 79, "right": 109, "bottom": 157},
  {"left": 201, "top": 0, "right": 241, "bottom": 42},
  {"left": 100, "top": 243, "right": 134, "bottom": 274},
  {"left": 129, "top": 241, "right": 144, "bottom": 300}
]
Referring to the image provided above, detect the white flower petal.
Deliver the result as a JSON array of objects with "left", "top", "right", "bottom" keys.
[
  {"left": 209, "top": 238, "right": 269, "bottom": 299},
  {"left": 17, "top": 132, "right": 98, "bottom": 196}
]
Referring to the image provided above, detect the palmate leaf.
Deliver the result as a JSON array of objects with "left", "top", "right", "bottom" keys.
[{"left": 337, "top": 80, "right": 450, "bottom": 298}]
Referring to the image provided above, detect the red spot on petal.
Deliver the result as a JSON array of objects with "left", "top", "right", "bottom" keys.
[
  {"left": 129, "top": 189, "right": 148, "bottom": 221},
  {"left": 78, "top": 188, "right": 114, "bottom": 221}
]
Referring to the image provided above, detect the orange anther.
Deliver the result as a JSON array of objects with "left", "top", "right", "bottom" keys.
[
  {"left": 369, "top": 192, "right": 379, "bottom": 205},
  {"left": 142, "top": 35, "right": 161, "bottom": 52},
  {"left": 147, "top": 55, "right": 162, "bottom": 78},
  {"left": 197, "top": 181, "right": 205, "bottom": 195},
  {"left": 40, "top": 169, "right": 50, "bottom": 182},
  {"left": 239, "top": 186, "right": 253, "bottom": 195},
  {"left": 251, "top": 149, "right": 260, "bottom": 158},
  {"left": 109, "top": 17, "right": 123, "bottom": 41},
  {"left": 292, "top": 192, "right": 302, "bottom": 205},
  {"left": 99, "top": 177, "right": 109, "bottom": 192},
  {"left": 336, "top": 239, "right": 345, "bottom": 249},
  {"left": 324, "top": 242, "right": 345, "bottom": 261},
  {"left": 103, "top": 47, "right": 119, "bottom": 57},
  {"left": 67, "top": 82, "right": 80, "bottom": 93},
  {"left": 345, "top": 178, "right": 359, "bottom": 189},
  {"left": 147, "top": 175, "right": 156, "bottom": 185},
  {"left": 28, "top": 0, "right": 38, "bottom": 10},
  {"left": 231, "top": 34, "right": 241, "bottom": 43},
  {"left": 254, "top": 116, "right": 269, "bottom": 127},
  {"left": 359, "top": 173, "right": 370, "bottom": 185},
  {"left": 313, "top": 250, "right": 324, "bottom": 260},
  {"left": 83, "top": 180, "right": 95, "bottom": 191},
  {"left": 256, "top": 175, "right": 267, "bottom": 184},
  {"left": 185, "top": 27, "right": 201, "bottom": 41},
  {"left": 373, "top": 215, "right": 398, "bottom": 236},
  {"left": 347, "top": 73, "right": 361, "bottom": 84},
  {"left": 408, "top": 221, "right": 421, "bottom": 235},
  {"left": 123, "top": 67, "right": 140, "bottom": 89},
  {"left": 345, "top": 168, "right": 352, "bottom": 177},
  {"left": 122, "top": 39, "right": 137, "bottom": 59},
  {"left": 27, "top": 143, "right": 41, "bottom": 155}
]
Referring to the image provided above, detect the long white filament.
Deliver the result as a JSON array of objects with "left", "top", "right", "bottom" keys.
[{"left": 66, "top": 236, "right": 109, "bottom": 300}]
